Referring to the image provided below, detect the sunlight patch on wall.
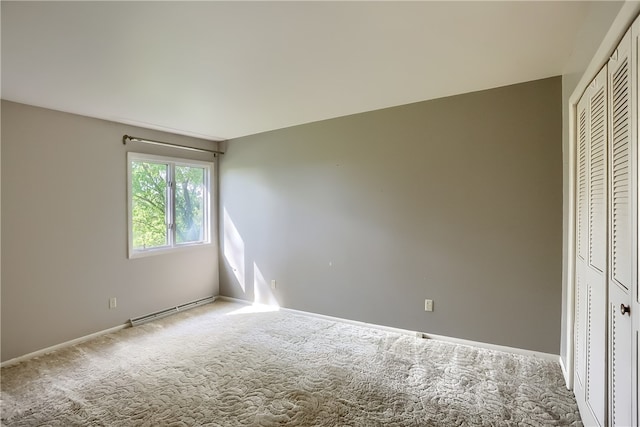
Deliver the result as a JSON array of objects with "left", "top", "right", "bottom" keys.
[
  {"left": 223, "top": 207, "right": 245, "bottom": 292},
  {"left": 254, "top": 262, "right": 279, "bottom": 307}
]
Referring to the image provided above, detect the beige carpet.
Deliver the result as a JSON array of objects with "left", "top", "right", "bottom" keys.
[{"left": 1, "top": 300, "right": 581, "bottom": 426}]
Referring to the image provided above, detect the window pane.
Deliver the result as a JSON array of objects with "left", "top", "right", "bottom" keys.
[
  {"left": 175, "top": 165, "right": 205, "bottom": 244},
  {"left": 131, "top": 161, "right": 168, "bottom": 250}
]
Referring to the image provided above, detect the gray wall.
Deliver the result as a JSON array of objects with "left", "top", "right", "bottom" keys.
[
  {"left": 559, "top": 1, "right": 624, "bottom": 367},
  {"left": 219, "top": 77, "right": 562, "bottom": 354},
  {"left": 1, "top": 101, "right": 220, "bottom": 362}
]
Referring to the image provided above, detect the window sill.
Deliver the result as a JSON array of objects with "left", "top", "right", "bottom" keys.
[{"left": 128, "top": 241, "right": 213, "bottom": 259}]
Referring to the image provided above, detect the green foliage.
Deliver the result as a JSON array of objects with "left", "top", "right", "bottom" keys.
[
  {"left": 131, "top": 161, "right": 206, "bottom": 250},
  {"left": 131, "top": 162, "right": 168, "bottom": 249}
]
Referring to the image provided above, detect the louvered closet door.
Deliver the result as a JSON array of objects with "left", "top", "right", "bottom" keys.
[
  {"left": 588, "top": 65, "right": 609, "bottom": 427},
  {"left": 574, "top": 17, "right": 640, "bottom": 427},
  {"left": 608, "top": 28, "right": 636, "bottom": 427},
  {"left": 574, "top": 66, "right": 609, "bottom": 427},
  {"left": 575, "top": 85, "right": 590, "bottom": 410}
]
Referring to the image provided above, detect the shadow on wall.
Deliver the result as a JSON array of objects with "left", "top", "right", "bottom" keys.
[{"left": 222, "top": 207, "right": 279, "bottom": 308}]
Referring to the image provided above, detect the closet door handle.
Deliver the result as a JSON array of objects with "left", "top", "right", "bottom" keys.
[{"left": 620, "top": 304, "right": 631, "bottom": 316}]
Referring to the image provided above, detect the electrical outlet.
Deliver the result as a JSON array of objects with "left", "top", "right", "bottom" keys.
[
  {"left": 270, "top": 280, "right": 277, "bottom": 290},
  {"left": 424, "top": 299, "right": 434, "bottom": 312},
  {"left": 109, "top": 297, "right": 117, "bottom": 309}
]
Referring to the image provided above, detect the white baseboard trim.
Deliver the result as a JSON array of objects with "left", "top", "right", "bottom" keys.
[
  {"left": 418, "top": 331, "right": 559, "bottom": 361},
  {"left": 559, "top": 355, "right": 571, "bottom": 390},
  {"left": 215, "top": 296, "right": 560, "bottom": 362},
  {"left": 1, "top": 295, "right": 220, "bottom": 368},
  {"left": 1, "top": 323, "right": 129, "bottom": 368}
]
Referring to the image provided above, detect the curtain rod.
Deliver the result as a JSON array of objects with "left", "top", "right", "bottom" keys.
[{"left": 122, "top": 135, "right": 224, "bottom": 156}]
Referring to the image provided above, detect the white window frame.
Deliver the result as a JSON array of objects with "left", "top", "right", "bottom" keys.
[{"left": 127, "top": 152, "right": 213, "bottom": 259}]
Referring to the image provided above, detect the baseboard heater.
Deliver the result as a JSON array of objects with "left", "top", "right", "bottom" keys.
[{"left": 129, "top": 296, "right": 215, "bottom": 327}]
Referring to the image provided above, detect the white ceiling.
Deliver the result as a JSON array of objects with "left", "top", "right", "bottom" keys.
[{"left": 2, "top": 1, "right": 592, "bottom": 141}]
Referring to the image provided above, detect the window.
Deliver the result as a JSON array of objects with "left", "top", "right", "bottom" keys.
[{"left": 127, "top": 152, "right": 212, "bottom": 258}]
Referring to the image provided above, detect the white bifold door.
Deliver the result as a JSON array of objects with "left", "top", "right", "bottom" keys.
[
  {"left": 574, "top": 18, "right": 639, "bottom": 427},
  {"left": 575, "top": 63, "right": 609, "bottom": 427},
  {"left": 608, "top": 27, "right": 636, "bottom": 427}
]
